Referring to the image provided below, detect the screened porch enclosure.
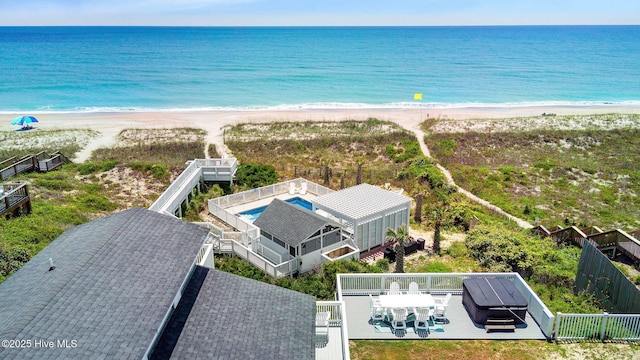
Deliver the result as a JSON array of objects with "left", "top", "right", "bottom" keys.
[{"left": 311, "top": 184, "right": 412, "bottom": 253}]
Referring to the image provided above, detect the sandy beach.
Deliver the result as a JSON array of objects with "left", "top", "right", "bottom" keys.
[{"left": 2, "top": 105, "right": 639, "bottom": 162}]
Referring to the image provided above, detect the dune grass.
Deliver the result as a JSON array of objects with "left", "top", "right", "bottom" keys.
[
  {"left": 91, "top": 128, "right": 206, "bottom": 171},
  {"left": 0, "top": 129, "right": 98, "bottom": 161},
  {"left": 427, "top": 125, "right": 640, "bottom": 231},
  {"left": 225, "top": 119, "right": 415, "bottom": 189}
]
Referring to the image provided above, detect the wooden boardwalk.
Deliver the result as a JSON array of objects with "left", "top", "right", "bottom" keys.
[
  {"left": 0, "top": 183, "right": 31, "bottom": 218},
  {"left": 0, "top": 151, "right": 69, "bottom": 181},
  {"left": 343, "top": 295, "right": 547, "bottom": 340}
]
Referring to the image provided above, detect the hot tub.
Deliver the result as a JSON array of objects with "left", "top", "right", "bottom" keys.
[{"left": 462, "top": 278, "right": 528, "bottom": 325}]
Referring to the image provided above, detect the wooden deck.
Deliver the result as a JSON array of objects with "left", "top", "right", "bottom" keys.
[{"left": 343, "top": 295, "right": 547, "bottom": 340}]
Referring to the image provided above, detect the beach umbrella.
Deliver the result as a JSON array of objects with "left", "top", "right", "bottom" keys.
[{"left": 11, "top": 115, "right": 39, "bottom": 127}]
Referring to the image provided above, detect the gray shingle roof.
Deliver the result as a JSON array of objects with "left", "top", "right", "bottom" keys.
[
  {"left": 312, "top": 183, "right": 412, "bottom": 220},
  {"left": 0, "top": 207, "right": 209, "bottom": 360},
  {"left": 154, "top": 266, "right": 316, "bottom": 360},
  {"left": 253, "top": 198, "right": 338, "bottom": 247}
]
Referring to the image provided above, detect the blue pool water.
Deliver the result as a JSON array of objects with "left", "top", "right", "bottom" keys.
[{"left": 238, "top": 197, "right": 312, "bottom": 222}]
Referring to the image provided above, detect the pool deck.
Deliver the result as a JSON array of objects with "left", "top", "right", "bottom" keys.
[{"left": 224, "top": 192, "right": 319, "bottom": 218}]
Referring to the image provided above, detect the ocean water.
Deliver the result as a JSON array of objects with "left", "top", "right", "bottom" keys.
[{"left": 1, "top": 26, "right": 639, "bottom": 112}]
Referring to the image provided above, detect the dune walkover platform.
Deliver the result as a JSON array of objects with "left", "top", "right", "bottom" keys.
[{"left": 0, "top": 151, "right": 70, "bottom": 181}]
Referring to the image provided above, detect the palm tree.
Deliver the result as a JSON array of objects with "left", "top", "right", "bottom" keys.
[
  {"left": 431, "top": 205, "right": 450, "bottom": 255},
  {"left": 386, "top": 225, "right": 409, "bottom": 273}
]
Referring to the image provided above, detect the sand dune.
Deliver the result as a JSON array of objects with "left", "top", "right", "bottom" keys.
[{"left": 2, "top": 105, "right": 639, "bottom": 162}]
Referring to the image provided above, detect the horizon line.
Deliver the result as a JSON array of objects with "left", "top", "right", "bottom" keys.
[{"left": 1, "top": 24, "right": 639, "bottom": 28}]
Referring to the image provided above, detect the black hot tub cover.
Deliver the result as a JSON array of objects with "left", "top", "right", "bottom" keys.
[{"left": 463, "top": 278, "right": 528, "bottom": 308}]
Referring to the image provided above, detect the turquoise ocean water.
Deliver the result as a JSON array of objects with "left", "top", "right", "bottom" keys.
[{"left": 1, "top": 26, "right": 639, "bottom": 112}]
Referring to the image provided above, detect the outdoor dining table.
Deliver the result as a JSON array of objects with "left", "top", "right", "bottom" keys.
[{"left": 378, "top": 293, "right": 437, "bottom": 309}]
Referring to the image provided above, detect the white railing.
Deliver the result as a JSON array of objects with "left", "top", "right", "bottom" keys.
[
  {"left": 209, "top": 178, "right": 334, "bottom": 209},
  {"left": 195, "top": 244, "right": 215, "bottom": 268},
  {"left": 336, "top": 272, "right": 555, "bottom": 339},
  {"left": 149, "top": 158, "right": 237, "bottom": 215},
  {"left": 225, "top": 239, "right": 297, "bottom": 277},
  {"left": 555, "top": 313, "right": 640, "bottom": 341},
  {"left": 316, "top": 301, "right": 351, "bottom": 360},
  {"left": 256, "top": 241, "right": 290, "bottom": 265},
  {"left": 200, "top": 158, "right": 237, "bottom": 180},
  {"left": 149, "top": 160, "right": 202, "bottom": 213}
]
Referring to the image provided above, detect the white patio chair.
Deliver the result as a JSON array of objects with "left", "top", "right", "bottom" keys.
[
  {"left": 289, "top": 182, "right": 296, "bottom": 195},
  {"left": 369, "top": 294, "right": 385, "bottom": 322},
  {"left": 414, "top": 307, "right": 431, "bottom": 332},
  {"left": 315, "top": 311, "right": 330, "bottom": 337},
  {"left": 389, "top": 282, "right": 401, "bottom": 295},
  {"left": 300, "top": 181, "right": 307, "bottom": 195},
  {"left": 390, "top": 308, "right": 408, "bottom": 330},
  {"left": 434, "top": 293, "right": 452, "bottom": 322},
  {"left": 408, "top": 281, "right": 420, "bottom": 295}
]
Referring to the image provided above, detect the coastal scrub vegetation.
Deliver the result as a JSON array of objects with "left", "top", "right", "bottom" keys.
[
  {"left": 234, "top": 163, "right": 279, "bottom": 190},
  {"left": 0, "top": 129, "right": 98, "bottom": 160},
  {"left": 225, "top": 119, "right": 413, "bottom": 189},
  {"left": 425, "top": 115, "right": 640, "bottom": 231},
  {"left": 0, "top": 128, "right": 210, "bottom": 281},
  {"left": 91, "top": 128, "right": 206, "bottom": 171},
  {"left": 214, "top": 256, "right": 385, "bottom": 300}
]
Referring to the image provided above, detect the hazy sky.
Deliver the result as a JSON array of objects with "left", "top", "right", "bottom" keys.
[{"left": 1, "top": 0, "right": 638, "bottom": 26}]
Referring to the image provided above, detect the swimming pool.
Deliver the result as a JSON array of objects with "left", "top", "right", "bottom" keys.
[{"left": 238, "top": 197, "right": 313, "bottom": 222}]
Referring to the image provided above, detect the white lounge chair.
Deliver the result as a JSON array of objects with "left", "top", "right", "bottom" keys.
[
  {"left": 414, "top": 307, "right": 431, "bottom": 332},
  {"left": 289, "top": 182, "right": 296, "bottom": 195},
  {"left": 300, "top": 181, "right": 307, "bottom": 195},
  {"left": 369, "top": 294, "right": 385, "bottom": 322},
  {"left": 434, "top": 293, "right": 452, "bottom": 322},
  {"left": 389, "top": 282, "right": 401, "bottom": 295},
  {"left": 316, "top": 311, "right": 330, "bottom": 337},
  {"left": 390, "top": 308, "right": 408, "bottom": 330},
  {"left": 408, "top": 281, "right": 420, "bottom": 295}
]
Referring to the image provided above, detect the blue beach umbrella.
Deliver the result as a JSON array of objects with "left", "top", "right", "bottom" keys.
[{"left": 11, "top": 115, "right": 39, "bottom": 127}]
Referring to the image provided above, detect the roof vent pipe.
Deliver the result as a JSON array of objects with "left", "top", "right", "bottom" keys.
[{"left": 49, "top": 258, "right": 56, "bottom": 271}]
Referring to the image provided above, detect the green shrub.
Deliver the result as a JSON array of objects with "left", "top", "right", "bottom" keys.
[
  {"left": 386, "top": 140, "right": 421, "bottom": 163},
  {"left": 438, "top": 139, "right": 458, "bottom": 157},
  {"left": 77, "top": 160, "right": 119, "bottom": 175},
  {"left": 75, "top": 194, "right": 117, "bottom": 212},
  {"left": 465, "top": 225, "right": 536, "bottom": 278},
  {"left": 235, "top": 163, "right": 279, "bottom": 188},
  {"left": 130, "top": 162, "right": 169, "bottom": 180},
  {"left": 149, "top": 164, "right": 169, "bottom": 179},
  {"left": 0, "top": 246, "right": 31, "bottom": 277},
  {"left": 375, "top": 258, "right": 390, "bottom": 271},
  {"left": 398, "top": 157, "right": 447, "bottom": 189}
]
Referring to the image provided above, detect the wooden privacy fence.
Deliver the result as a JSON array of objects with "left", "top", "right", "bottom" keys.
[
  {"left": 576, "top": 241, "right": 640, "bottom": 314},
  {"left": 555, "top": 313, "right": 640, "bottom": 341}
]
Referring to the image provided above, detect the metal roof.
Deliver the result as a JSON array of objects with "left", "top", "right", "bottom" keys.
[
  {"left": 0, "top": 207, "right": 209, "bottom": 360},
  {"left": 152, "top": 266, "right": 316, "bottom": 360},
  {"left": 312, "top": 183, "right": 412, "bottom": 220}
]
